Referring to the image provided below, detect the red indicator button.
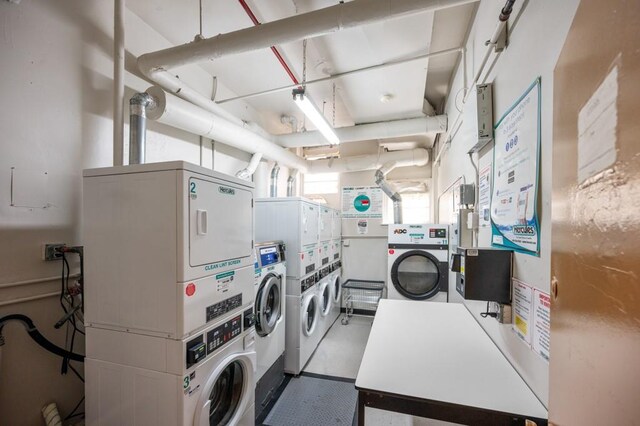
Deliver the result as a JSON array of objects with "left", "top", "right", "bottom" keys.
[
  {"left": 301, "top": 253, "right": 304, "bottom": 259},
  {"left": 186, "top": 283, "right": 196, "bottom": 296},
  {"left": 389, "top": 249, "right": 395, "bottom": 255}
]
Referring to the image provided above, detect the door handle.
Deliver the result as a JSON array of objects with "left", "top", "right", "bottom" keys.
[{"left": 197, "top": 209, "right": 208, "bottom": 236}]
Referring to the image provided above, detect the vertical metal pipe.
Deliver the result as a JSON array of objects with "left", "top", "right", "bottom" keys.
[
  {"left": 270, "top": 163, "right": 280, "bottom": 197},
  {"left": 129, "top": 93, "right": 156, "bottom": 165},
  {"left": 113, "top": 0, "right": 125, "bottom": 166}
]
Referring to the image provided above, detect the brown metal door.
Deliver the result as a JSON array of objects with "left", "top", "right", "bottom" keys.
[{"left": 550, "top": 1, "right": 640, "bottom": 424}]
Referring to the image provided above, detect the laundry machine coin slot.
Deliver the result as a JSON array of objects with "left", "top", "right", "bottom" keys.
[
  {"left": 243, "top": 307, "right": 255, "bottom": 330},
  {"left": 186, "top": 334, "right": 206, "bottom": 368}
]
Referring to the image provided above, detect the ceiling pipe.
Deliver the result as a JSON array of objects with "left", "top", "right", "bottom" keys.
[
  {"left": 236, "top": 152, "right": 263, "bottom": 180},
  {"left": 308, "top": 148, "right": 429, "bottom": 174},
  {"left": 376, "top": 162, "right": 403, "bottom": 224},
  {"left": 138, "top": 0, "right": 477, "bottom": 73},
  {"left": 145, "top": 86, "right": 308, "bottom": 172},
  {"left": 277, "top": 116, "right": 447, "bottom": 148},
  {"left": 287, "top": 169, "right": 299, "bottom": 197},
  {"left": 113, "top": 0, "right": 125, "bottom": 166},
  {"left": 270, "top": 164, "right": 280, "bottom": 197}
]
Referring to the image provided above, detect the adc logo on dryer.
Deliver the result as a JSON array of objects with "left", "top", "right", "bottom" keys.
[{"left": 393, "top": 228, "right": 408, "bottom": 234}]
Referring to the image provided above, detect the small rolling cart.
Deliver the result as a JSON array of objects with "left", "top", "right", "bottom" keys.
[{"left": 341, "top": 279, "right": 385, "bottom": 325}]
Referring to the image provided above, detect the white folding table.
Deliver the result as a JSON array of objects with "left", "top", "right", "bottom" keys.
[{"left": 355, "top": 300, "right": 548, "bottom": 425}]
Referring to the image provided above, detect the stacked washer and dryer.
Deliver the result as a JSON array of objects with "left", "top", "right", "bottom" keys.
[
  {"left": 252, "top": 241, "right": 286, "bottom": 419},
  {"left": 83, "top": 162, "right": 257, "bottom": 426},
  {"left": 387, "top": 224, "right": 450, "bottom": 303}
]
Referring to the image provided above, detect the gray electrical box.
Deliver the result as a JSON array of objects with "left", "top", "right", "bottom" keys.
[
  {"left": 451, "top": 247, "right": 512, "bottom": 303},
  {"left": 468, "top": 83, "right": 494, "bottom": 153},
  {"left": 458, "top": 184, "right": 475, "bottom": 206}
]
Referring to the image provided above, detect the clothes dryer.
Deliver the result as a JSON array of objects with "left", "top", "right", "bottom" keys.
[
  {"left": 253, "top": 241, "right": 286, "bottom": 419},
  {"left": 387, "top": 224, "right": 449, "bottom": 302},
  {"left": 284, "top": 273, "right": 321, "bottom": 375}
]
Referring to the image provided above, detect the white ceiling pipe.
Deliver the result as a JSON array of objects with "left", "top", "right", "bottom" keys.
[
  {"left": 308, "top": 148, "right": 429, "bottom": 174},
  {"left": 146, "top": 86, "right": 308, "bottom": 172},
  {"left": 235, "top": 152, "right": 263, "bottom": 180},
  {"left": 277, "top": 116, "right": 447, "bottom": 148},
  {"left": 113, "top": 0, "right": 125, "bottom": 166},
  {"left": 138, "top": 0, "right": 478, "bottom": 73}
]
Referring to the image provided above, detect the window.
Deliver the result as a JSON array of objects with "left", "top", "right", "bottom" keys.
[
  {"left": 303, "top": 173, "right": 339, "bottom": 195},
  {"left": 383, "top": 191, "right": 431, "bottom": 224}
]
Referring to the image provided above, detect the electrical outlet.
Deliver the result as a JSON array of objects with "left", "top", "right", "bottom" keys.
[{"left": 43, "top": 243, "right": 66, "bottom": 261}]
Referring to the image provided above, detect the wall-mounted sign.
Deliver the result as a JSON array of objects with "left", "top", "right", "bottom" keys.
[
  {"left": 491, "top": 78, "right": 541, "bottom": 256},
  {"left": 342, "top": 186, "right": 383, "bottom": 218}
]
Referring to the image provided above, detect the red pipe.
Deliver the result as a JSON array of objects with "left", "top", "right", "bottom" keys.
[{"left": 237, "top": 0, "right": 300, "bottom": 85}]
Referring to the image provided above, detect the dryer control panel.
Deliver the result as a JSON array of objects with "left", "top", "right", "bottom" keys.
[
  {"left": 388, "top": 223, "right": 448, "bottom": 246},
  {"left": 206, "top": 315, "right": 242, "bottom": 354}
]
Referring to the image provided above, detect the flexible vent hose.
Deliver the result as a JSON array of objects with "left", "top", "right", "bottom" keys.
[
  {"left": 42, "top": 403, "right": 63, "bottom": 426},
  {"left": 0, "top": 314, "right": 85, "bottom": 362}
]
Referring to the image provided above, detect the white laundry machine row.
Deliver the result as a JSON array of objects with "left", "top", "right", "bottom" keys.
[
  {"left": 316, "top": 265, "right": 334, "bottom": 337},
  {"left": 387, "top": 224, "right": 449, "bottom": 302},
  {"left": 255, "top": 197, "right": 320, "bottom": 279},
  {"left": 284, "top": 272, "right": 322, "bottom": 375},
  {"left": 253, "top": 241, "right": 286, "bottom": 420},
  {"left": 85, "top": 309, "right": 257, "bottom": 426},
  {"left": 83, "top": 161, "right": 255, "bottom": 339}
]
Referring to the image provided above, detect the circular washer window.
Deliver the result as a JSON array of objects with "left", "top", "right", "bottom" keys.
[
  {"left": 321, "top": 284, "right": 331, "bottom": 316},
  {"left": 391, "top": 250, "right": 441, "bottom": 300},
  {"left": 255, "top": 274, "right": 281, "bottom": 337},
  {"left": 207, "top": 361, "right": 244, "bottom": 425},
  {"left": 332, "top": 275, "right": 341, "bottom": 303},
  {"left": 303, "top": 296, "right": 317, "bottom": 336}
]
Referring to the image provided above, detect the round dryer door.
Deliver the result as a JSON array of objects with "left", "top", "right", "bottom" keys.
[
  {"left": 332, "top": 274, "right": 341, "bottom": 303},
  {"left": 195, "top": 354, "right": 253, "bottom": 426},
  {"left": 255, "top": 273, "right": 282, "bottom": 337},
  {"left": 320, "top": 282, "right": 331, "bottom": 316},
  {"left": 302, "top": 294, "right": 318, "bottom": 336},
  {"left": 390, "top": 250, "right": 442, "bottom": 300}
]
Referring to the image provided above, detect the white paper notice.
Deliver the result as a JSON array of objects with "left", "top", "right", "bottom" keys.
[
  {"left": 357, "top": 219, "right": 368, "bottom": 235},
  {"left": 512, "top": 279, "right": 533, "bottom": 346},
  {"left": 577, "top": 66, "right": 618, "bottom": 183},
  {"left": 532, "top": 290, "right": 551, "bottom": 362},
  {"left": 478, "top": 164, "right": 492, "bottom": 228}
]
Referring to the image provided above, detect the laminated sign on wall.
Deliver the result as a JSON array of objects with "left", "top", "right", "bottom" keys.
[
  {"left": 491, "top": 78, "right": 541, "bottom": 255},
  {"left": 342, "top": 186, "right": 383, "bottom": 218}
]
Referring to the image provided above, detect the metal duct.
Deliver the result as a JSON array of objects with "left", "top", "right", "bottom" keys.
[
  {"left": 287, "top": 170, "right": 299, "bottom": 197},
  {"left": 113, "top": 0, "right": 125, "bottom": 166},
  {"left": 375, "top": 162, "right": 403, "bottom": 224},
  {"left": 129, "top": 93, "right": 156, "bottom": 165},
  {"left": 277, "top": 116, "right": 447, "bottom": 148},
  {"left": 308, "top": 148, "right": 429, "bottom": 174},
  {"left": 236, "top": 153, "right": 263, "bottom": 180},
  {"left": 270, "top": 164, "right": 280, "bottom": 197}
]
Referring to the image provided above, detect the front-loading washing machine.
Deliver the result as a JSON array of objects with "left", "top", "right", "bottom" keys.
[
  {"left": 328, "top": 260, "right": 342, "bottom": 325},
  {"left": 387, "top": 224, "right": 449, "bottom": 302},
  {"left": 253, "top": 241, "right": 286, "bottom": 419},
  {"left": 284, "top": 272, "right": 321, "bottom": 375},
  {"left": 85, "top": 309, "right": 257, "bottom": 426},
  {"left": 316, "top": 265, "right": 333, "bottom": 337}
]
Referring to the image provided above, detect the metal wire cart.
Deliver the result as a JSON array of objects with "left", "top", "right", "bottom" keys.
[{"left": 341, "top": 279, "right": 385, "bottom": 325}]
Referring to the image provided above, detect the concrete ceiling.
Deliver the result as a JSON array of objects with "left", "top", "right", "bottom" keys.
[{"left": 127, "top": 0, "right": 475, "bottom": 148}]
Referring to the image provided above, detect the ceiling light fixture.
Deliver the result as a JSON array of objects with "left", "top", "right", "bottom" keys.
[{"left": 292, "top": 88, "right": 340, "bottom": 145}]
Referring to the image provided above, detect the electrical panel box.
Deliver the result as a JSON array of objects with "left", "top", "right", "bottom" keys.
[
  {"left": 451, "top": 247, "right": 513, "bottom": 303},
  {"left": 468, "top": 83, "right": 494, "bottom": 153},
  {"left": 458, "top": 184, "right": 476, "bottom": 206}
]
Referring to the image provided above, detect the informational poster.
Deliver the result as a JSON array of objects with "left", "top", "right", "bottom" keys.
[
  {"left": 478, "top": 164, "right": 492, "bottom": 228},
  {"left": 341, "top": 186, "right": 383, "bottom": 218},
  {"left": 532, "top": 290, "right": 551, "bottom": 362},
  {"left": 357, "top": 219, "right": 368, "bottom": 234},
  {"left": 491, "top": 78, "right": 541, "bottom": 256},
  {"left": 512, "top": 279, "right": 533, "bottom": 346}
]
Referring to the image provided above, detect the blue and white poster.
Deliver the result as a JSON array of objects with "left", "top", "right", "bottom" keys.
[{"left": 491, "top": 78, "right": 541, "bottom": 256}]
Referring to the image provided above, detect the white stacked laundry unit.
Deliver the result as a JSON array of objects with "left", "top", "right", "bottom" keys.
[
  {"left": 254, "top": 197, "right": 322, "bottom": 376},
  {"left": 83, "top": 162, "right": 257, "bottom": 426},
  {"left": 328, "top": 209, "right": 343, "bottom": 325}
]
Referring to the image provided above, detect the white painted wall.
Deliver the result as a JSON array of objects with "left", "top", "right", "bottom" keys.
[
  {"left": 433, "top": 0, "right": 580, "bottom": 406},
  {"left": 0, "top": 1, "right": 252, "bottom": 423}
]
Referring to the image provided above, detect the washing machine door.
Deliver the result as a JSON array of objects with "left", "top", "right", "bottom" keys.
[
  {"left": 332, "top": 274, "right": 341, "bottom": 304},
  {"left": 255, "top": 273, "right": 282, "bottom": 337},
  {"left": 320, "top": 281, "right": 331, "bottom": 317},
  {"left": 390, "top": 250, "right": 443, "bottom": 300},
  {"left": 302, "top": 293, "right": 318, "bottom": 337},
  {"left": 194, "top": 352, "right": 254, "bottom": 426}
]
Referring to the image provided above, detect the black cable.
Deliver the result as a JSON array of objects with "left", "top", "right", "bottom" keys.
[
  {"left": 480, "top": 301, "right": 498, "bottom": 318},
  {"left": 0, "top": 314, "right": 84, "bottom": 362},
  {"left": 64, "top": 396, "right": 85, "bottom": 421}
]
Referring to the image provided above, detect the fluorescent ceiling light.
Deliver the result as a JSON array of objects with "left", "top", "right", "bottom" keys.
[{"left": 292, "top": 88, "right": 340, "bottom": 145}]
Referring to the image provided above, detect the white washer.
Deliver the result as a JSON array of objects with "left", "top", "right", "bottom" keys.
[
  {"left": 316, "top": 267, "right": 333, "bottom": 337},
  {"left": 85, "top": 311, "right": 256, "bottom": 426},
  {"left": 284, "top": 273, "right": 321, "bottom": 375},
  {"left": 328, "top": 261, "right": 342, "bottom": 324},
  {"left": 253, "top": 241, "right": 286, "bottom": 419},
  {"left": 387, "top": 224, "right": 449, "bottom": 302}
]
